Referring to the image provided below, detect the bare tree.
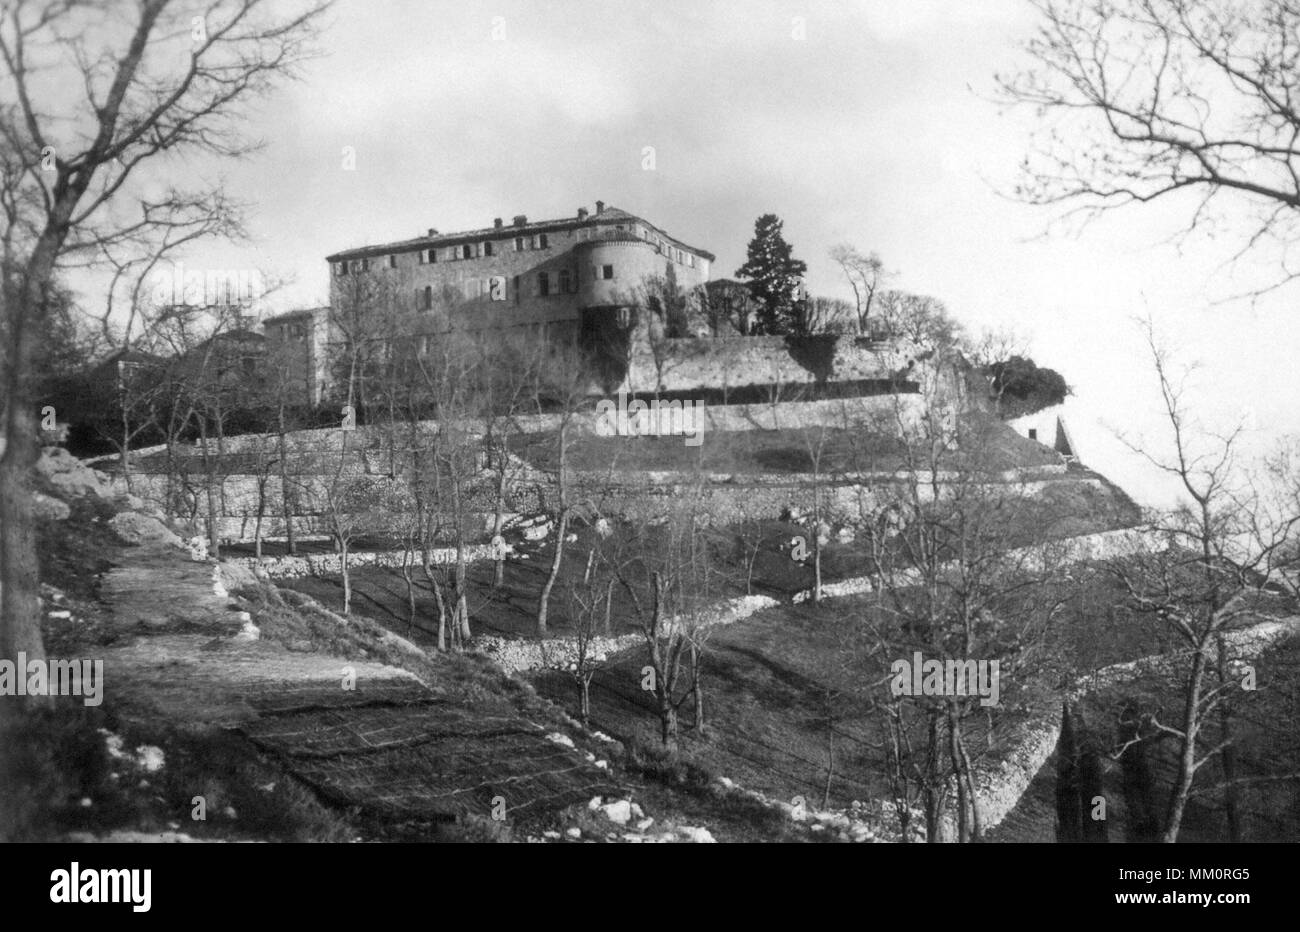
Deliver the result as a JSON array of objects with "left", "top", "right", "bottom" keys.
[
  {"left": 830, "top": 313, "right": 1068, "bottom": 841},
  {"left": 552, "top": 546, "right": 614, "bottom": 724},
  {"left": 0, "top": 0, "right": 327, "bottom": 679},
  {"left": 613, "top": 491, "right": 718, "bottom": 750},
  {"left": 1000, "top": 0, "right": 1300, "bottom": 294},
  {"left": 700, "top": 278, "right": 757, "bottom": 337},
  {"left": 1108, "top": 316, "right": 1300, "bottom": 842},
  {"left": 533, "top": 339, "right": 593, "bottom": 637},
  {"left": 830, "top": 244, "right": 890, "bottom": 334}
]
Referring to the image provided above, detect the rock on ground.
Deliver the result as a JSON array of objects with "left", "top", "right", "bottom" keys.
[
  {"left": 34, "top": 492, "right": 71, "bottom": 521},
  {"left": 109, "top": 512, "right": 184, "bottom": 548}
]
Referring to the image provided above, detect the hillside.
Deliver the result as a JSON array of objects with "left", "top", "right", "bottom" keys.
[{"left": 7, "top": 448, "right": 810, "bottom": 843}]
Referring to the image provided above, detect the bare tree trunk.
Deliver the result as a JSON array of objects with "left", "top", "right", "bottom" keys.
[
  {"left": 885, "top": 700, "right": 913, "bottom": 842},
  {"left": 690, "top": 641, "right": 705, "bottom": 733},
  {"left": 421, "top": 552, "right": 447, "bottom": 652},
  {"left": 492, "top": 456, "right": 508, "bottom": 588},
  {"left": 1215, "top": 633, "right": 1243, "bottom": 842},
  {"left": 340, "top": 538, "right": 352, "bottom": 616},
  {"left": 958, "top": 734, "right": 982, "bottom": 841},
  {"left": 948, "top": 706, "right": 969, "bottom": 843},
  {"left": 0, "top": 394, "right": 45, "bottom": 683},
  {"left": 119, "top": 393, "right": 134, "bottom": 489},
  {"left": 579, "top": 675, "right": 592, "bottom": 724},
  {"left": 198, "top": 419, "right": 221, "bottom": 559},
  {"left": 278, "top": 404, "right": 297, "bottom": 556},
  {"left": 401, "top": 537, "right": 416, "bottom": 637},
  {"left": 924, "top": 711, "right": 946, "bottom": 843},
  {"left": 454, "top": 538, "right": 470, "bottom": 644},
  {"left": 1163, "top": 652, "right": 1206, "bottom": 843},
  {"left": 813, "top": 533, "right": 823, "bottom": 604},
  {"left": 660, "top": 698, "right": 678, "bottom": 749},
  {"left": 254, "top": 474, "right": 267, "bottom": 560},
  {"left": 604, "top": 578, "right": 615, "bottom": 637},
  {"left": 536, "top": 507, "right": 570, "bottom": 637}
]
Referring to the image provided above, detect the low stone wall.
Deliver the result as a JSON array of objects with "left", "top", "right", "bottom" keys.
[
  {"left": 792, "top": 527, "right": 1164, "bottom": 604},
  {"left": 617, "top": 334, "right": 914, "bottom": 396},
  {"left": 226, "top": 542, "right": 509, "bottom": 579},
  {"left": 474, "top": 594, "right": 780, "bottom": 675},
  {"left": 117, "top": 394, "right": 931, "bottom": 469}
]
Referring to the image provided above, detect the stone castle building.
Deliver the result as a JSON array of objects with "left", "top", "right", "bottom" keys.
[
  {"left": 256, "top": 202, "right": 716, "bottom": 406},
  {"left": 262, "top": 306, "right": 330, "bottom": 407},
  {"left": 260, "top": 202, "right": 933, "bottom": 409},
  {"left": 325, "top": 200, "right": 713, "bottom": 344}
]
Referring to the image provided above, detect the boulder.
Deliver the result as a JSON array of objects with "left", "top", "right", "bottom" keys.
[
  {"left": 108, "top": 512, "right": 183, "bottom": 548},
  {"left": 36, "top": 447, "right": 108, "bottom": 499},
  {"left": 217, "top": 561, "right": 258, "bottom": 593},
  {"left": 600, "top": 800, "right": 632, "bottom": 825},
  {"left": 34, "top": 492, "right": 71, "bottom": 521}
]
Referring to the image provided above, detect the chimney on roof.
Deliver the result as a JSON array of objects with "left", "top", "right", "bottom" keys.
[
  {"left": 427, "top": 228, "right": 438, "bottom": 237},
  {"left": 513, "top": 214, "right": 527, "bottom": 227},
  {"left": 577, "top": 207, "right": 588, "bottom": 221},
  {"left": 493, "top": 217, "right": 503, "bottom": 229},
  {"left": 595, "top": 200, "right": 605, "bottom": 214}
]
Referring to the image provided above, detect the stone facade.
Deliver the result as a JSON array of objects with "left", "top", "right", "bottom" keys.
[
  {"left": 326, "top": 202, "right": 712, "bottom": 340},
  {"left": 261, "top": 307, "right": 330, "bottom": 407},
  {"left": 620, "top": 333, "right": 916, "bottom": 396}
]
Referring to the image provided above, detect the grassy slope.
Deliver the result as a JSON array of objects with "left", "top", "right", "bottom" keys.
[{"left": 513, "top": 412, "right": 1065, "bottom": 476}]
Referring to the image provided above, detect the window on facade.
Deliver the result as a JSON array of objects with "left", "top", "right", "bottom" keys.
[
  {"left": 513, "top": 274, "right": 520, "bottom": 305},
  {"left": 514, "top": 236, "right": 524, "bottom": 251},
  {"left": 558, "top": 268, "right": 572, "bottom": 293},
  {"left": 601, "top": 264, "right": 614, "bottom": 280},
  {"left": 421, "top": 285, "right": 433, "bottom": 311},
  {"left": 538, "top": 272, "right": 551, "bottom": 296},
  {"left": 462, "top": 243, "right": 473, "bottom": 260},
  {"left": 484, "top": 241, "right": 494, "bottom": 257},
  {"left": 429, "top": 248, "right": 437, "bottom": 264},
  {"left": 538, "top": 233, "right": 548, "bottom": 249},
  {"left": 290, "top": 323, "right": 306, "bottom": 340},
  {"left": 388, "top": 254, "right": 397, "bottom": 269},
  {"left": 336, "top": 262, "right": 347, "bottom": 277}
]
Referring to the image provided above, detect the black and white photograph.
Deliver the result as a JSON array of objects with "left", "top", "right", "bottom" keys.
[{"left": 0, "top": 0, "right": 1293, "bottom": 899}]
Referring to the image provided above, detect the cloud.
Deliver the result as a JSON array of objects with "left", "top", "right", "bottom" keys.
[{"left": 861, "top": 0, "right": 1023, "bottom": 42}]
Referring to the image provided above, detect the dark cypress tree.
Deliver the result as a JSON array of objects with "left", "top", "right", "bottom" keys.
[
  {"left": 1119, "top": 701, "right": 1162, "bottom": 843},
  {"left": 1056, "top": 700, "right": 1083, "bottom": 842},
  {"left": 1080, "top": 743, "right": 1109, "bottom": 843},
  {"left": 735, "top": 214, "right": 807, "bottom": 335}
]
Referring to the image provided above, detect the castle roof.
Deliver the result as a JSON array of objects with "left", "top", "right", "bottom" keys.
[{"left": 326, "top": 204, "right": 715, "bottom": 264}]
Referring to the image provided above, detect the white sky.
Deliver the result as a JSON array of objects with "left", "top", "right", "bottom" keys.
[{"left": 147, "top": 0, "right": 1300, "bottom": 476}]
